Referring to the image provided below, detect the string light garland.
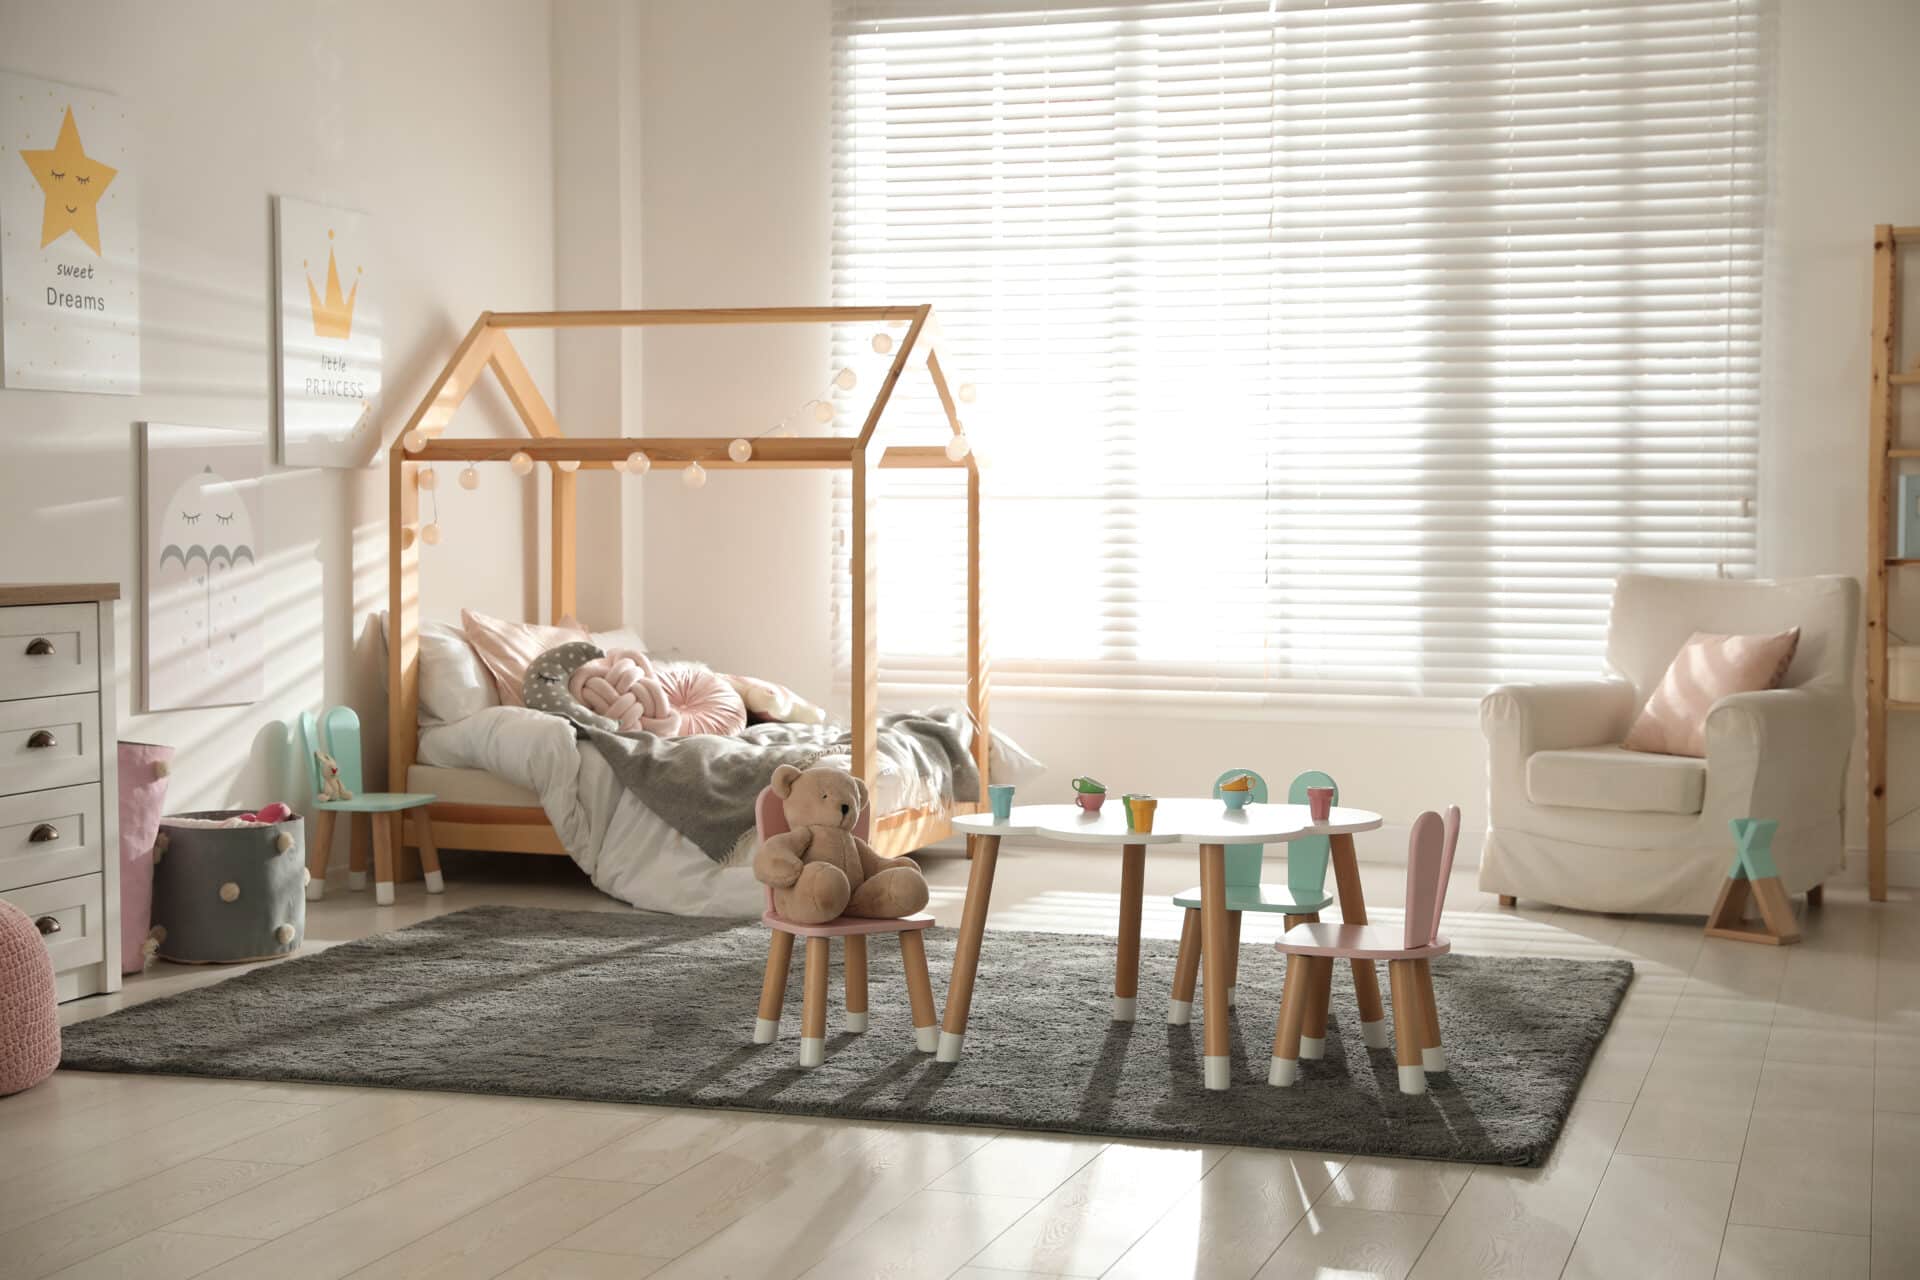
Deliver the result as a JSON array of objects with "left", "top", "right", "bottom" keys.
[{"left": 414, "top": 335, "right": 975, "bottom": 551}]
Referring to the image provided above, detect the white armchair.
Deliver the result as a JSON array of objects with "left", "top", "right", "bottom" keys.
[{"left": 1479, "top": 573, "right": 1859, "bottom": 914}]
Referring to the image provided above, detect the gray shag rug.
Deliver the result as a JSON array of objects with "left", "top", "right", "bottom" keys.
[{"left": 61, "top": 905, "right": 1631, "bottom": 1167}]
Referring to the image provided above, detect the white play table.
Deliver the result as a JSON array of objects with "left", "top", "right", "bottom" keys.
[{"left": 947, "top": 798, "right": 1385, "bottom": 1090}]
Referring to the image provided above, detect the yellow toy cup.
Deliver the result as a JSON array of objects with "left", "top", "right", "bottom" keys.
[{"left": 1122, "top": 794, "right": 1157, "bottom": 834}]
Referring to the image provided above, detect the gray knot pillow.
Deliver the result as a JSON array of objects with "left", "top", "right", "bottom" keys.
[{"left": 521, "top": 640, "right": 616, "bottom": 732}]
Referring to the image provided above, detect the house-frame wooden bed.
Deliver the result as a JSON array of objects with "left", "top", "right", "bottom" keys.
[{"left": 386, "top": 305, "right": 989, "bottom": 869}]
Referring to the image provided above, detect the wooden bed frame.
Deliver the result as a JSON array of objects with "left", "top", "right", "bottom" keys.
[{"left": 386, "top": 306, "right": 989, "bottom": 868}]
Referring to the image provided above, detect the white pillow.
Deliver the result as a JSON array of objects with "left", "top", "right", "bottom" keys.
[
  {"left": 373, "top": 612, "right": 501, "bottom": 727},
  {"left": 591, "top": 627, "right": 650, "bottom": 654}
]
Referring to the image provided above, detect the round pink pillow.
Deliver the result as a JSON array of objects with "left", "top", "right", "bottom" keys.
[
  {"left": 0, "top": 899, "right": 60, "bottom": 1096},
  {"left": 656, "top": 662, "right": 748, "bottom": 737}
]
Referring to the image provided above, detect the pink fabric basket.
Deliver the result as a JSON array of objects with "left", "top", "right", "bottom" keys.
[
  {"left": 118, "top": 741, "right": 175, "bottom": 973},
  {"left": 0, "top": 899, "right": 60, "bottom": 1096}
]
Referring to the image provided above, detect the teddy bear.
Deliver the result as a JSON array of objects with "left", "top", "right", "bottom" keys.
[{"left": 753, "top": 763, "right": 929, "bottom": 925}]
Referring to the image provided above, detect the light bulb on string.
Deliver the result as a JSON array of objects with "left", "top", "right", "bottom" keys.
[
  {"left": 682, "top": 461, "right": 707, "bottom": 489},
  {"left": 556, "top": 458, "right": 580, "bottom": 473},
  {"left": 872, "top": 332, "right": 893, "bottom": 355},
  {"left": 417, "top": 466, "right": 437, "bottom": 491},
  {"left": 510, "top": 451, "right": 533, "bottom": 476},
  {"left": 626, "top": 451, "right": 651, "bottom": 474},
  {"left": 834, "top": 367, "right": 857, "bottom": 391},
  {"left": 728, "top": 438, "right": 753, "bottom": 463},
  {"left": 957, "top": 383, "right": 977, "bottom": 403},
  {"left": 458, "top": 466, "right": 479, "bottom": 490},
  {"left": 812, "top": 400, "right": 835, "bottom": 424},
  {"left": 421, "top": 522, "right": 443, "bottom": 546},
  {"left": 403, "top": 429, "right": 427, "bottom": 453},
  {"left": 944, "top": 433, "right": 972, "bottom": 461}
]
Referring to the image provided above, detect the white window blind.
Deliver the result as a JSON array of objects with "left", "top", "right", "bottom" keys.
[{"left": 830, "top": 0, "right": 1767, "bottom": 705}]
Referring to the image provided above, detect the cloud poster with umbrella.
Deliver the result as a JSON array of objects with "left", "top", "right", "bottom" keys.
[{"left": 141, "top": 424, "right": 265, "bottom": 711}]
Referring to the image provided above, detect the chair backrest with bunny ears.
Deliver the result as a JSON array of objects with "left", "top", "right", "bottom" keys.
[
  {"left": 1402, "top": 804, "right": 1463, "bottom": 950},
  {"left": 754, "top": 780, "right": 873, "bottom": 913}
]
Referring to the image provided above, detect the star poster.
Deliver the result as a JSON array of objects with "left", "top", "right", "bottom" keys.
[
  {"left": 0, "top": 72, "right": 139, "bottom": 394},
  {"left": 275, "top": 196, "right": 381, "bottom": 467},
  {"left": 140, "top": 424, "right": 265, "bottom": 711}
]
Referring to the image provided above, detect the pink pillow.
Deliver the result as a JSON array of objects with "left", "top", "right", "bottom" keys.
[
  {"left": 460, "top": 609, "right": 589, "bottom": 707},
  {"left": 1622, "top": 628, "right": 1800, "bottom": 758},
  {"left": 656, "top": 662, "right": 748, "bottom": 737},
  {"left": 569, "top": 651, "right": 677, "bottom": 734}
]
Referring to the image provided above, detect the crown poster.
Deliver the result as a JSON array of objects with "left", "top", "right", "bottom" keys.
[
  {"left": 274, "top": 196, "right": 380, "bottom": 467},
  {"left": 0, "top": 72, "right": 140, "bottom": 395}
]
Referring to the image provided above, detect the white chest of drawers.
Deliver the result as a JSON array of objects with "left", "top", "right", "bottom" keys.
[{"left": 0, "top": 584, "right": 121, "bottom": 1001}]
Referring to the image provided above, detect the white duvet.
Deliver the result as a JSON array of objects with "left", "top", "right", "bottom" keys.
[{"left": 414, "top": 705, "right": 988, "bottom": 917}]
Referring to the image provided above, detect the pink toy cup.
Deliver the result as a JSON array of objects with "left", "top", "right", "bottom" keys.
[
  {"left": 1076, "top": 791, "right": 1106, "bottom": 813},
  {"left": 1306, "top": 786, "right": 1334, "bottom": 824}
]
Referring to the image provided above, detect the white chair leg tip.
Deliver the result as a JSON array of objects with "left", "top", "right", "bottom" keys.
[
  {"left": 304, "top": 881, "right": 325, "bottom": 902},
  {"left": 1360, "top": 1019, "right": 1390, "bottom": 1049},
  {"left": 935, "top": 1031, "right": 965, "bottom": 1063},
  {"left": 1299, "top": 1035, "right": 1325, "bottom": 1061},
  {"left": 844, "top": 1011, "right": 870, "bottom": 1034},
  {"left": 374, "top": 884, "right": 395, "bottom": 907},
  {"left": 798, "top": 1037, "right": 825, "bottom": 1068},
  {"left": 1111, "top": 996, "right": 1137, "bottom": 1022},
  {"left": 1398, "top": 1064, "right": 1428, "bottom": 1095},
  {"left": 1422, "top": 1046, "right": 1448, "bottom": 1073},
  {"left": 1167, "top": 999, "right": 1192, "bottom": 1026},
  {"left": 914, "top": 1025, "right": 939, "bottom": 1053},
  {"left": 348, "top": 871, "right": 367, "bottom": 891},
  {"left": 1203, "top": 1056, "right": 1231, "bottom": 1090},
  {"left": 1268, "top": 1056, "right": 1298, "bottom": 1086},
  {"left": 423, "top": 871, "right": 445, "bottom": 894},
  {"left": 752, "top": 1017, "right": 778, "bottom": 1045}
]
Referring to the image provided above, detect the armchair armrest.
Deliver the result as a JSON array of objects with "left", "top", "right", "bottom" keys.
[
  {"left": 1480, "top": 680, "right": 1638, "bottom": 756},
  {"left": 1703, "top": 684, "right": 1855, "bottom": 818}
]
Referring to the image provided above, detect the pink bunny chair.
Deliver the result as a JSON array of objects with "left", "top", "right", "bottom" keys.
[
  {"left": 1268, "top": 805, "right": 1462, "bottom": 1095},
  {"left": 752, "top": 786, "right": 939, "bottom": 1068}
]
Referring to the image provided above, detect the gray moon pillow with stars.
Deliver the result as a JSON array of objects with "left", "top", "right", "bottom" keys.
[{"left": 521, "top": 640, "right": 620, "bottom": 733}]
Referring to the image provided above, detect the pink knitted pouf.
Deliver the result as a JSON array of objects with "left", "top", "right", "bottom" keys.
[{"left": 0, "top": 899, "right": 60, "bottom": 1096}]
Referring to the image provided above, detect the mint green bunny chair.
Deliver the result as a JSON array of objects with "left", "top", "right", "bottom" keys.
[
  {"left": 1167, "top": 769, "right": 1338, "bottom": 1025},
  {"left": 300, "top": 707, "right": 439, "bottom": 906}
]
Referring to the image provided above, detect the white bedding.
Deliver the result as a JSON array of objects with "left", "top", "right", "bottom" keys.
[{"left": 414, "top": 705, "right": 984, "bottom": 916}]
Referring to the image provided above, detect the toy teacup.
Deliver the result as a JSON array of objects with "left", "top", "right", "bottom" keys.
[
  {"left": 1072, "top": 776, "right": 1107, "bottom": 812},
  {"left": 1122, "top": 793, "right": 1157, "bottom": 833}
]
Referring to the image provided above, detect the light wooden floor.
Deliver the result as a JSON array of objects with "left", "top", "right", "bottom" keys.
[{"left": 10, "top": 844, "right": 1917, "bottom": 1280}]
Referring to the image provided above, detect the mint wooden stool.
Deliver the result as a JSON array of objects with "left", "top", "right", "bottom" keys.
[
  {"left": 299, "top": 708, "right": 439, "bottom": 907},
  {"left": 1704, "top": 818, "right": 1800, "bottom": 945},
  {"left": 1167, "top": 770, "right": 1350, "bottom": 1042}
]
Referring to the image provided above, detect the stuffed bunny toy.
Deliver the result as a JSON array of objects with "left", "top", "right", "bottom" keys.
[
  {"left": 753, "top": 764, "right": 929, "bottom": 925},
  {"left": 314, "top": 751, "right": 351, "bottom": 802}
]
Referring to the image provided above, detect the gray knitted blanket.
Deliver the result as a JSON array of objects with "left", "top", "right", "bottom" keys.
[{"left": 582, "top": 710, "right": 981, "bottom": 862}]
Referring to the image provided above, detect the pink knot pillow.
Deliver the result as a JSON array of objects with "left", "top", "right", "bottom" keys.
[
  {"left": 569, "top": 651, "right": 676, "bottom": 734},
  {"left": 569, "top": 651, "right": 747, "bottom": 737}
]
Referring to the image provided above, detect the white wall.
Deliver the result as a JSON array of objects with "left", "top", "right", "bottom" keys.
[
  {"left": 0, "top": 0, "right": 556, "bottom": 821},
  {"left": 619, "top": 0, "right": 1920, "bottom": 876}
]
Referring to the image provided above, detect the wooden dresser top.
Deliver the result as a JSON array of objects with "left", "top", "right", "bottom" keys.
[{"left": 0, "top": 583, "right": 121, "bottom": 607}]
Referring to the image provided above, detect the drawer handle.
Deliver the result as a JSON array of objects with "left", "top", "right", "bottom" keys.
[
  {"left": 34, "top": 915, "right": 61, "bottom": 935},
  {"left": 28, "top": 823, "right": 59, "bottom": 843},
  {"left": 26, "top": 729, "right": 57, "bottom": 750},
  {"left": 24, "top": 637, "right": 54, "bottom": 656}
]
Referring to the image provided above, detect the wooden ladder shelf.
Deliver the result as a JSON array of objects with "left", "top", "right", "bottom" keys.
[{"left": 1866, "top": 224, "right": 1920, "bottom": 902}]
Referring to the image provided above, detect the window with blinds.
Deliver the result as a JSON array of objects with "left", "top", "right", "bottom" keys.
[{"left": 829, "top": 0, "right": 1768, "bottom": 705}]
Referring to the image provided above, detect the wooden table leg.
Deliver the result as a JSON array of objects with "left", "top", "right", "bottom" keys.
[
  {"left": 306, "top": 809, "right": 335, "bottom": 901},
  {"left": 1199, "top": 843, "right": 1233, "bottom": 1090},
  {"left": 938, "top": 833, "right": 1001, "bottom": 1062},
  {"left": 371, "top": 812, "right": 396, "bottom": 906},
  {"left": 1114, "top": 843, "right": 1146, "bottom": 1021},
  {"left": 754, "top": 930, "right": 794, "bottom": 1044},
  {"left": 1330, "top": 831, "right": 1389, "bottom": 1048},
  {"left": 844, "top": 934, "right": 870, "bottom": 1033}
]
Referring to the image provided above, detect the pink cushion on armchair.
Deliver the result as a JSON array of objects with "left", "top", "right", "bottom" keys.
[
  {"left": 0, "top": 899, "right": 60, "bottom": 1096},
  {"left": 1622, "top": 628, "right": 1800, "bottom": 758}
]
